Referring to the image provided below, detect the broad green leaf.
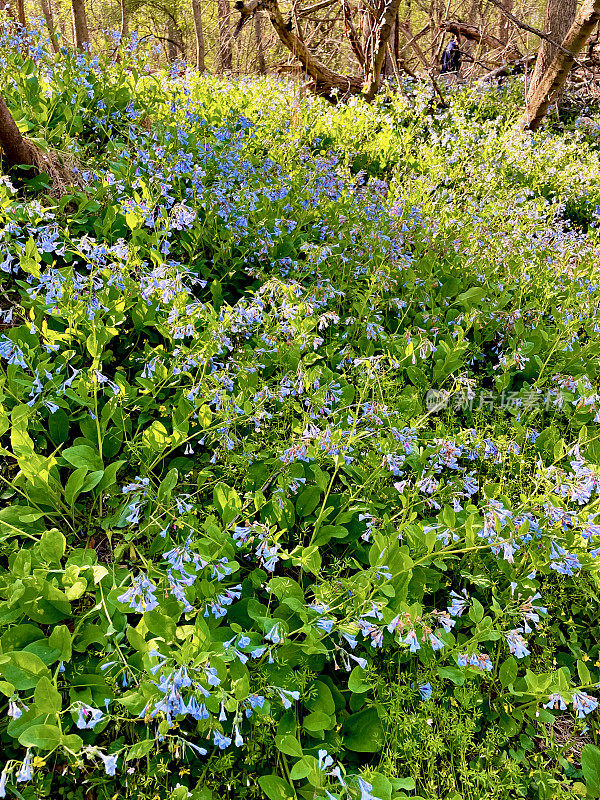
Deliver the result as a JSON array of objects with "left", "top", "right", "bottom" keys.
[
  {"left": 142, "top": 421, "right": 170, "bottom": 453},
  {"left": 0, "top": 651, "right": 51, "bottom": 690},
  {"left": 98, "top": 460, "right": 126, "bottom": 491},
  {"left": 18, "top": 723, "right": 62, "bottom": 750},
  {"left": 295, "top": 486, "right": 321, "bottom": 517},
  {"left": 64, "top": 467, "right": 88, "bottom": 506},
  {"left": 348, "top": 666, "right": 371, "bottom": 694},
  {"left": 49, "top": 626, "right": 72, "bottom": 662},
  {"left": 302, "top": 710, "right": 332, "bottom": 733},
  {"left": 62, "top": 445, "right": 103, "bottom": 471},
  {"left": 499, "top": 657, "right": 518, "bottom": 688},
  {"left": 39, "top": 529, "right": 66, "bottom": 563},
  {"left": 158, "top": 468, "right": 178, "bottom": 500},
  {"left": 126, "top": 739, "right": 156, "bottom": 760},
  {"left": 274, "top": 734, "right": 303, "bottom": 758},
  {"left": 62, "top": 733, "right": 83, "bottom": 752},
  {"left": 342, "top": 708, "right": 384, "bottom": 752},
  {"left": 257, "top": 775, "right": 295, "bottom": 800},
  {"left": 34, "top": 676, "right": 62, "bottom": 714}
]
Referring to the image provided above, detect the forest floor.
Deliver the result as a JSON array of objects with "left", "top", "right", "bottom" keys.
[{"left": 2, "top": 32, "right": 600, "bottom": 800}]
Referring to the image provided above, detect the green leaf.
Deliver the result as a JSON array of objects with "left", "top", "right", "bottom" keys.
[
  {"left": 268, "top": 577, "right": 304, "bottom": 602},
  {"left": 198, "top": 404, "right": 212, "bottom": 428},
  {"left": 62, "top": 445, "right": 103, "bottom": 471},
  {"left": 582, "top": 744, "right": 600, "bottom": 798},
  {"left": 300, "top": 544, "right": 321, "bottom": 575},
  {"left": 143, "top": 610, "right": 176, "bottom": 640},
  {"left": 0, "top": 651, "right": 51, "bottom": 690},
  {"left": 62, "top": 733, "right": 83, "bottom": 752},
  {"left": 295, "top": 486, "right": 322, "bottom": 518},
  {"left": 348, "top": 666, "right": 371, "bottom": 694},
  {"left": 437, "top": 666, "right": 466, "bottom": 686},
  {"left": 48, "top": 409, "right": 70, "bottom": 445},
  {"left": 39, "top": 529, "right": 66, "bottom": 563},
  {"left": 457, "top": 286, "right": 486, "bottom": 308},
  {"left": 126, "top": 739, "right": 156, "bottom": 760},
  {"left": 213, "top": 482, "right": 241, "bottom": 524},
  {"left": 468, "top": 597, "right": 484, "bottom": 624},
  {"left": 64, "top": 467, "right": 88, "bottom": 506},
  {"left": 257, "top": 775, "right": 295, "bottom": 800},
  {"left": 98, "top": 460, "right": 125, "bottom": 491},
  {"left": 49, "top": 626, "right": 72, "bottom": 662},
  {"left": 34, "top": 676, "right": 62, "bottom": 714},
  {"left": 302, "top": 710, "right": 332, "bottom": 733},
  {"left": 126, "top": 625, "right": 148, "bottom": 652},
  {"left": 18, "top": 723, "right": 62, "bottom": 750},
  {"left": 342, "top": 708, "right": 384, "bottom": 752},
  {"left": 578, "top": 659, "right": 591, "bottom": 685},
  {"left": 158, "top": 468, "right": 178, "bottom": 500},
  {"left": 142, "top": 421, "right": 171, "bottom": 453},
  {"left": 499, "top": 657, "right": 518, "bottom": 688},
  {"left": 275, "top": 734, "right": 303, "bottom": 758},
  {"left": 305, "top": 681, "right": 335, "bottom": 715},
  {"left": 289, "top": 759, "right": 311, "bottom": 780}
]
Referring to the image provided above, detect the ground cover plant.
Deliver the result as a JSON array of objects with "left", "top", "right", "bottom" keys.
[{"left": 3, "top": 24, "right": 600, "bottom": 800}]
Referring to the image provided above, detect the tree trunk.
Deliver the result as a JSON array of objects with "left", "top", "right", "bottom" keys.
[
  {"left": 527, "top": 0, "right": 577, "bottom": 98},
  {"left": 523, "top": 0, "right": 600, "bottom": 130},
  {"left": 362, "top": 0, "right": 404, "bottom": 99},
  {"left": 359, "top": 0, "right": 376, "bottom": 76},
  {"left": 16, "top": 0, "right": 25, "bottom": 26},
  {"left": 166, "top": 18, "right": 178, "bottom": 61},
  {"left": 498, "top": 0, "right": 512, "bottom": 44},
  {"left": 41, "top": 0, "right": 60, "bottom": 51},
  {"left": 218, "top": 0, "right": 233, "bottom": 71},
  {"left": 0, "top": 95, "right": 34, "bottom": 168},
  {"left": 254, "top": 12, "right": 266, "bottom": 73},
  {"left": 71, "top": 0, "right": 90, "bottom": 49},
  {"left": 341, "top": 0, "right": 365, "bottom": 69},
  {"left": 191, "top": 0, "right": 206, "bottom": 71},
  {"left": 120, "top": 0, "right": 128, "bottom": 38}
]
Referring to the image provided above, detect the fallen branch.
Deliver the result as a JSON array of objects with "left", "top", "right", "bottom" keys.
[
  {"left": 479, "top": 53, "right": 535, "bottom": 82},
  {"left": 441, "top": 18, "right": 521, "bottom": 57}
]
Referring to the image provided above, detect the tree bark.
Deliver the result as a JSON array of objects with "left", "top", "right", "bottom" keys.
[
  {"left": 71, "top": 0, "right": 90, "bottom": 49},
  {"left": 191, "top": 0, "right": 206, "bottom": 71},
  {"left": 341, "top": 0, "right": 365, "bottom": 68},
  {"left": 362, "top": 0, "right": 404, "bottom": 99},
  {"left": 527, "top": 0, "right": 577, "bottom": 98},
  {"left": 16, "top": 0, "right": 25, "bottom": 26},
  {"left": 120, "top": 0, "right": 128, "bottom": 39},
  {"left": 254, "top": 12, "right": 266, "bottom": 73},
  {"left": 0, "top": 95, "right": 34, "bottom": 169},
  {"left": 166, "top": 18, "right": 178, "bottom": 61},
  {"left": 218, "top": 0, "right": 233, "bottom": 71},
  {"left": 498, "top": 0, "right": 512, "bottom": 44},
  {"left": 41, "top": 0, "right": 60, "bottom": 51},
  {"left": 523, "top": 0, "right": 600, "bottom": 130}
]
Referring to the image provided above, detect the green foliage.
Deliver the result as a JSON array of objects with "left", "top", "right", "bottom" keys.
[{"left": 2, "top": 26, "right": 600, "bottom": 800}]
